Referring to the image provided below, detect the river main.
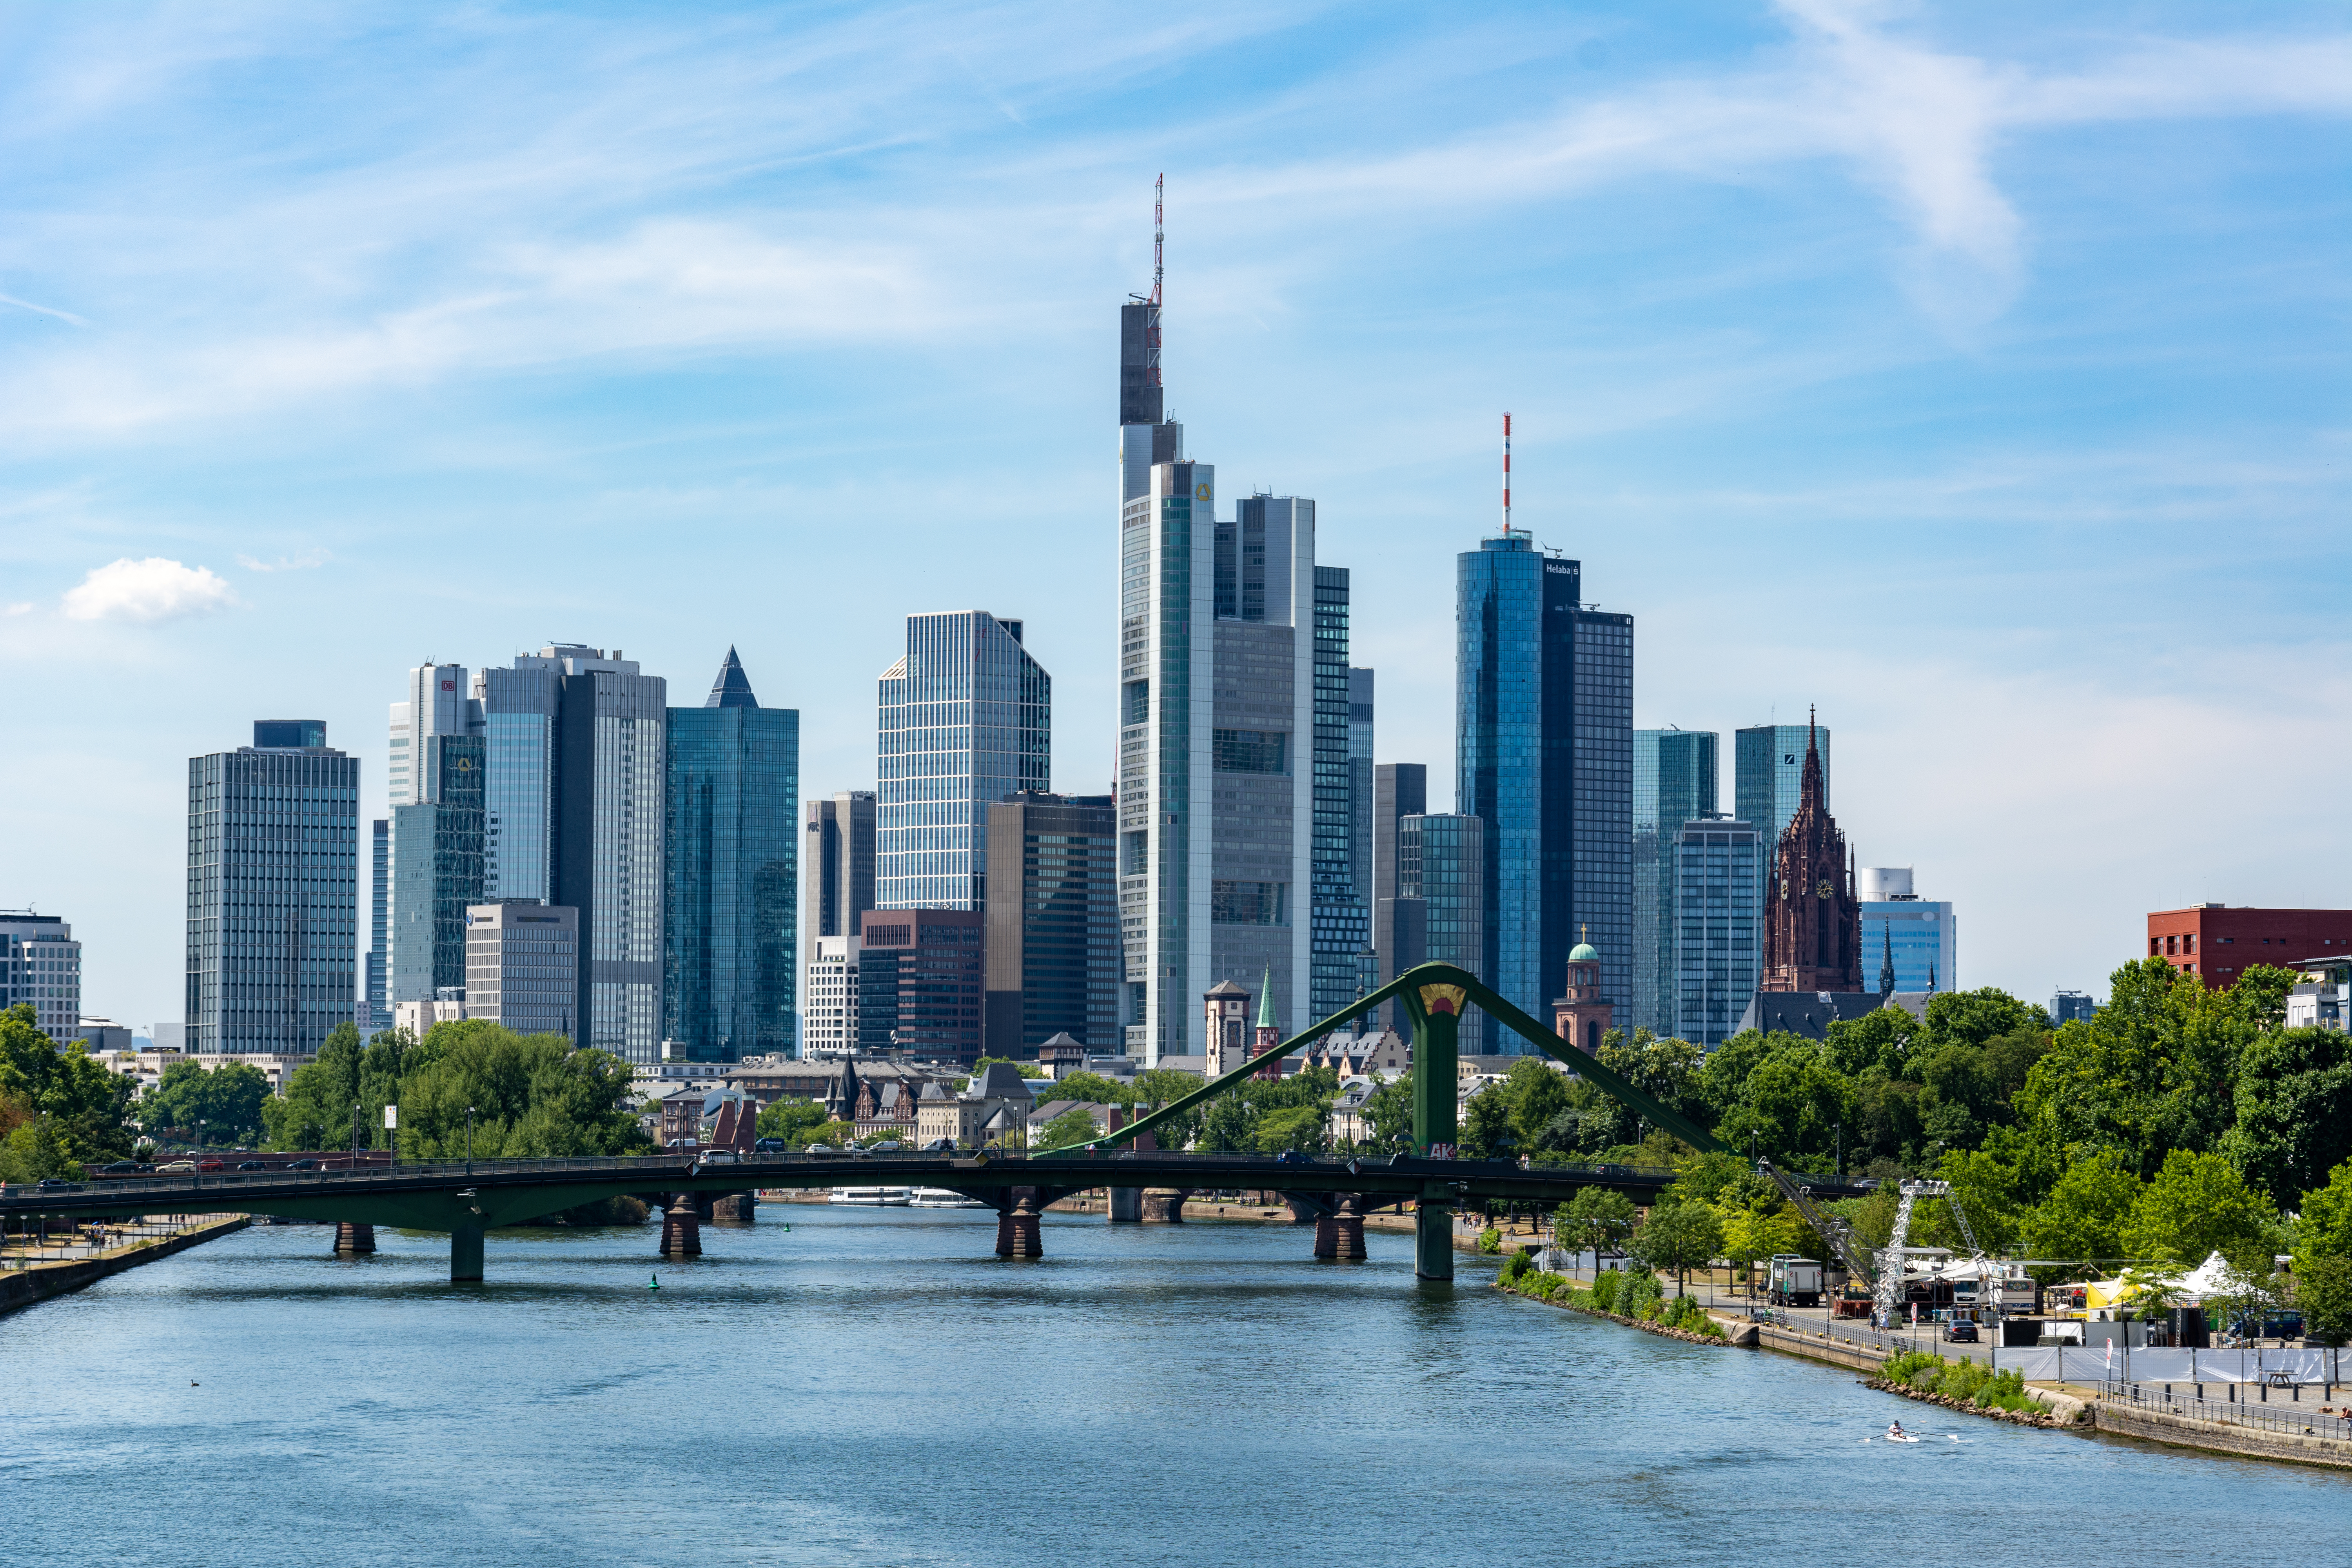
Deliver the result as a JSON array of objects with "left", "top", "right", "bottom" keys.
[{"left": 7, "top": 1206, "right": 2348, "bottom": 1565}]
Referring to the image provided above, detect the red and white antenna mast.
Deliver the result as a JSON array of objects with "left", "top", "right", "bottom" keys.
[
  {"left": 1502, "top": 412, "right": 1513, "bottom": 535},
  {"left": 1148, "top": 173, "right": 1164, "bottom": 390}
]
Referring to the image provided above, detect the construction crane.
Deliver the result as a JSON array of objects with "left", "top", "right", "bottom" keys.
[
  {"left": 1872, "top": 1178, "right": 1988, "bottom": 1326},
  {"left": 1756, "top": 1160, "right": 1876, "bottom": 1289}
]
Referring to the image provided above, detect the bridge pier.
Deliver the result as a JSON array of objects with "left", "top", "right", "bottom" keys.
[
  {"left": 1332, "top": 1194, "right": 1367, "bottom": 1261},
  {"left": 1139, "top": 1189, "right": 1187, "bottom": 1223},
  {"left": 451, "top": 1223, "right": 485, "bottom": 1282},
  {"left": 660, "top": 1194, "right": 703, "bottom": 1258},
  {"left": 1414, "top": 1188, "right": 1454, "bottom": 1281},
  {"left": 995, "top": 1189, "right": 1044, "bottom": 1259},
  {"left": 694, "top": 1192, "right": 717, "bottom": 1223},
  {"left": 1313, "top": 1211, "right": 1338, "bottom": 1259},
  {"left": 1107, "top": 1187, "right": 1143, "bottom": 1222},
  {"left": 716, "top": 1192, "right": 755, "bottom": 1222},
  {"left": 333, "top": 1222, "right": 376, "bottom": 1255}
]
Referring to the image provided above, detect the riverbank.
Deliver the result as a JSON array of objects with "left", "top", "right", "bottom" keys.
[{"left": 0, "top": 1215, "right": 250, "bottom": 1316}]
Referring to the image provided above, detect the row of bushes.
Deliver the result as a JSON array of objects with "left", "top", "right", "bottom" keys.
[
  {"left": 1498, "top": 1252, "right": 1727, "bottom": 1339},
  {"left": 1881, "top": 1350, "right": 2044, "bottom": 1413}
]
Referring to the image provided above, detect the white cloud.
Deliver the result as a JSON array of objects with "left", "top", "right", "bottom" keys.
[
  {"left": 4, "top": 602, "right": 32, "bottom": 616},
  {"left": 60, "top": 557, "right": 236, "bottom": 623},
  {"left": 236, "top": 548, "right": 331, "bottom": 572}
]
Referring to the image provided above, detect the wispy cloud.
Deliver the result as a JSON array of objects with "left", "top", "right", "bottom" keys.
[
  {"left": 60, "top": 557, "right": 236, "bottom": 622},
  {"left": 236, "top": 548, "right": 331, "bottom": 572}
]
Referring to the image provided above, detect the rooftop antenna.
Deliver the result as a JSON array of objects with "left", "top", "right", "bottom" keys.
[
  {"left": 1149, "top": 173, "right": 1164, "bottom": 391},
  {"left": 1501, "top": 412, "right": 1513, "bottom": 535}
]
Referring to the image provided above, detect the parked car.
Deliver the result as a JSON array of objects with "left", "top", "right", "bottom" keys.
[{"left": 1944, "top": 1320, "right": 1980, "bottom": 1343}]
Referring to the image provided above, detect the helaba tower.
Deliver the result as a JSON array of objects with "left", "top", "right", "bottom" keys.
[{"left": 1116, "top": 181, "right": 1337, "bottom": 1063}]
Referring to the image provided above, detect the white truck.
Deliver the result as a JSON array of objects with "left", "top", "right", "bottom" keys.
[{"left": 1767, "top": 1254, "right": 1824, "bottom": 1307}]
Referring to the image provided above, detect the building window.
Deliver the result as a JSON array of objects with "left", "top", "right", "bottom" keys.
[
  {"left": 1212, "top": 730, "right": 1287, "bottom": 775},
  {"left": 2185, "top": 935, "right": 2196, "bottom": 953}
]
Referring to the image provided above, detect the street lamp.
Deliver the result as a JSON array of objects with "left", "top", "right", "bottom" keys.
[{"left": 465, "top": 1106, "right": 476, "bottom": 1174}]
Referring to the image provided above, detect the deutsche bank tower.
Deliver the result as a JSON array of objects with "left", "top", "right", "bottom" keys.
[{"left": 1456, "top": 534, "right": 1632, "bottom": 1050}]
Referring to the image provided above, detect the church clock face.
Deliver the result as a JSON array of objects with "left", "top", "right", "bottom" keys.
[{"left": 1816, "top": 878, "right": 1833, "bottom": 899}]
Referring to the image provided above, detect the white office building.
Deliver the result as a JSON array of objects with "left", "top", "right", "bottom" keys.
[
  {"left": 1, "top": 912, "right": 82, "bottom": 1039},
  {"left": 803, "top": 935, "right": 860, "bottom": 1057}
]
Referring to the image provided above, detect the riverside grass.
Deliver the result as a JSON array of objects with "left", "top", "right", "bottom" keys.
[
  {"left": 1880, "top": 1349, "right": 2046, "bottom": 1414},
  {"left": 1498, "top": 1251, "right": 1727, "bottom": 1340}
]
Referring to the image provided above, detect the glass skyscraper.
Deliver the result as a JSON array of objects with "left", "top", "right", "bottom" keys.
[
  {"left": 1672, "top": 817, "right": 1760, "bottom": 1048},
  {"left": 664, "top": 648, "right": 799, "bottom": 1062},
  {"left": 362, "top": 817, "right": 390, "bottom": 1031},
  {"left": 186, "top": 722, "right": 359, "bottom": 1054},
  {"left": 983, "top": 791, "right": 1120, "bottom": 1054},
  {"left": 477, "top": 657, "right": 564, "bottom": 902},
  {"left": 1399, "top": 813, "right": 1484, "bottom": 999},
  {"left": 553, "top": 650, "right": 667, "bottom": 1063},
  {"left": 877, "top": 612, "right": 1049, "bottom": 913},
  {"left": 1632, "top": 729, "right": 1718, "bottom": 1038},
  {"left": 1735, "top": 723, "right": 1830, "bottom": 881},
  {"left": 390, "top": 733, "right": 485, "bottom": 1005},
  {"left": 1456, "top": 534, "right": 1633, "bottom": 1051},
  {"left": 1860, "top": 866, "right": 1956, "bottom": 994},
  {"left": 1309, "top": 566, "right": 1369, "bottom": 1024}
]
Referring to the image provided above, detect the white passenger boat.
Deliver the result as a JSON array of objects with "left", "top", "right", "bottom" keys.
[
  {"left": 909, "top": 1187, "right": 990, "bottom": 1210},
  {"left": 828, "top": 1186, "right": 912, "bottom": 1206}
]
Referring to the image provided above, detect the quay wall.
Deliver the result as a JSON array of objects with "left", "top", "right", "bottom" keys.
[{"left": 0, "top": 1217, "right": 251, "bottom": 1317}]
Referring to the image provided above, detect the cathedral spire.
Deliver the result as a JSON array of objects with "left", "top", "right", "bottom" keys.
[{"left": 1880, "top": 924, "right": 1896, "bottom": 997}]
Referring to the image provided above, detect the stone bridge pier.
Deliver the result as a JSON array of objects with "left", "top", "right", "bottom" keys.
[
  {"left": 659, "top": 1194, "right": 703, "bottom": 1258},
  {"left": 333, "top": 1222, "right": 376, "bottom": 1255},
  {"left": 1138, "top": 1189, "right": 1189, "bottom": 1223},
  {"left": 995, "top": 1189, "right": 1044, "bottom": 1259}
]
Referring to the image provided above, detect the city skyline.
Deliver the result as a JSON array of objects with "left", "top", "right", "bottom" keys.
[{"left": 5, "top": 4, "right": 2349, "bottom": 1029}]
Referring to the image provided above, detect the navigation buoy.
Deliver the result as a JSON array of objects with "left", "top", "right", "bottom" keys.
[{"left": 649, "top": 1273, "right": 661, "bottom": 1291}]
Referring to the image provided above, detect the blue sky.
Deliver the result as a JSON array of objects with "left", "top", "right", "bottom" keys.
[{"left": 3, "top": 0, "right": 2347, "bottom": 1034}]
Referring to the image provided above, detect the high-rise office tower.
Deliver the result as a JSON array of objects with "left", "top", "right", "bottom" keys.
[
  {"left": 1735, "top": 722, "right": 1830, "bottom": 890},
  {"left": 1114, "top": 252, "right": 1328, "bottom": 1061},
  {"left": 664, "top": 648, "right": 799, "bottom": 1062},
  {"left": 550, "top": 648, "right": 668, "bottom": 1063},
  {"left": 1456, "top": 535, "right": 1633, "bottom": 1051},
  {"left": 802, "top": 790, "right": 875, "bottom": 1058},
  {"left": 858, "top": 908, "right": 984, "bottom": 1064},
  {"left": 1757, "top": 717, "right": 1860, "bottom": 995},
  {"left": 803, "top": 935, "right": 860, "bottom": 1056},
  {"left": 1348, "top": 669, "right": 1374, "bottom": 904},
  {"left": 475, "top": 654, "right": 565, "bottom": 902},
  {"left": 1309, "top": 567, "right": 1369, "bottom": 1024},
  {"left": 1370, "top": 762, "right": 1428, "bottom": 1029},
  {"left": 186, "top": 721, "right": 359, "bottom": 1053},
  {"left": 1671, "top": 816, "right": 1761, "bottom": 1047},
  {"left": 1399, "top": 813, "right": 1484, "bottom": 984},
  {"left": 1632, "top": 729, "right": 1719, "bottom": 1038},
  {"left": 876, "top": 612, "right": 1049, "bottom": 913},
  {"left": 463, "top": 901, "right": 577, "bottom": 1038},
  {"left": 361, "top": 818, "right": 390, "bottom": 1031},
  {"left": 390, "top": 733, "right": 485, "bottom": 1005},
  {"left": 0, "top": 912, "right": 80, "bottom": 1039},
  {"left": 1860, "top": 867, "right": 1956, "bottom": 995},
  {"left": 388, "top": 663, "right": 474, "bottom": 808},
  {"left": 983, "top": 791, "right": 1119, "bottom": 1056}
]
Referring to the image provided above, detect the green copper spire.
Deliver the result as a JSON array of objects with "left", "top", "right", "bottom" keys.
[{"left": 1257, "top": 966, "right": 1276, "bottom": 1030}]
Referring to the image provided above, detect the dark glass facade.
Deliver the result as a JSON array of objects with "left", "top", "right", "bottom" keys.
[
  {"left": 1735, "top": 723, "right": 1829, "bottom": 894},
  {"left": 1632, "top": 730, "right": 1718, "bottom": 1038},
  {"left": 859, "top": 908, "right": 983, "bottom": 1065},
  {"left": 1310, "top": 565, "right": 1368, "bottom": 1024},
  {"left": 664, "top": 664, "right": 798, "bottom": 1063},
  {"left": 1455, "top": 535, "right": 1633, "bottom": 1050},
  {"left": 1399, "top": 814, "right": 1484, "bottom": 1019},
  {"left": 1673, "top": 818, "right": 1760, "bottom": 1047},
  {"left": 984, "top": 793, "right": 1119, "bottom": 1054},
  {"left": 363, "top": 817, "right": 390, "bottom": 1031}
]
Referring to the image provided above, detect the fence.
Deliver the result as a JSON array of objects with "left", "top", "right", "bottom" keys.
[{"left": 2100, "top": 1379, "right": 2352, "bottom": 1441}]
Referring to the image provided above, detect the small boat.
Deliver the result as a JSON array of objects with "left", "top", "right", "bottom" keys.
[
  {"left": 909, "top": 1187, "right": 990, "bottom": 1209},
  {"left": 828, "top": 1186, "right": 912, "bottom": 1206}
]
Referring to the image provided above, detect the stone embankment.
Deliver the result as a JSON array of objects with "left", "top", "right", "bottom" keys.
[
  {"left": 1862, "top": 1376, "right": 2073, "bottom": 1429},
  {"left": 0, "top": 1216, "right": 250, "bottom": 1316},
  {"left": 2092, "top": 1395, "right": 2352, "bottom": 1471}
]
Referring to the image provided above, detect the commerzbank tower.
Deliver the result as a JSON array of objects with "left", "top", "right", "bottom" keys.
[{"left": 1114, "top": 187, "right": 1369, "bottom": 1065}]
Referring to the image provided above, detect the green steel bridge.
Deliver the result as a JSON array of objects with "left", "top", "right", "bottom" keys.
[{"left": 3, "top": 965, "right": 1872, "bottom": 1281}]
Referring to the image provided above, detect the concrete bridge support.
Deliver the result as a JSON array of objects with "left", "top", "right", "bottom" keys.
[
  {"left": 1139, "top": 1189, "right": 1187, "bottom": 1223},
  {"left": 451, "top": 1224, "right": 485, "bottom": 1283},
  {"left": 333, "top": 1222, "right": 376, "bottom": 1255},
  {"left": 1107, "top": 1187, "right": 1143, "bottom": 1222},
  {"left": 660, "top": 1194, "right": 703, "bottom": 1258},
  {"left": 1313, "top": 1212, "right": 1338, "bottom": 1259},
  {"left": 995, "top": 1189, "right": 1044, "bottom": 1259},
  {"left": 717, "top": 1192, "right": 755, "bottom": 1222},
  {"left": 1414, "top": 1189, "right": 1454, "bottom": 1281},
  {"left": 693, "top": 1192, "right": 717, "bottom": 1223}
]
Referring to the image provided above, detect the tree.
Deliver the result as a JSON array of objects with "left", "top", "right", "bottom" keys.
[
  {"left": 1713, "top": 1045, "right": 1857, "bottom": 1168},
  {"left": 1555, "top": 1187, "right": 1638, "bottom": 1258},
  {"left": 755, "top": 1098, "right": 829, "bottom": 1145},
  {"left": 2296, "top": 1255, "right": 2352, "bottom": 1348},
  {"left": 1127, "top": 1068, "right": 1208, "bottom": 1150},
  {"left": 1251, "top": 1102, "right": 1327, "bottom": 1155},
  {"left": 1631, "top": 1201, "right": 1723, "bottom": 1297},
  {"left": 1717, "top": 1205, "right": 1797, "bottom": 1297},
  {"left": 0, "top": 1004, "right": 136, "bottom": 1165},
  {"left": 2020, "top": 1149, "right": 2141, "bottom": 1264},
  {"left": 1050, "top": 1071, "right": 1136, "bottom": 1107},
  {"left": 1503, "top": 1058, "right": 1573, "bottom": 1152},
  {"left": 2221, "top": 1025, "right": 2352, "bottom": 1210},
  {"left": 1036, "top": 1106, "right": 1103, "bottom": 1151},
  {"left": 148, "top": 1060, "right": 269, "bottom": 1148},
  {"left": 1459, "top": 1085, "right": 1514, "bottom": 1159},
  {"left": 2122, "top": 1148, "right": 2269, "bottom": 1268},
  {"left": 2297, "top": 1158, "right": 2352, "bottom": 1271},
  {"left": 1361, "top": 1071, "right": 1413, "bottom": 1149}
]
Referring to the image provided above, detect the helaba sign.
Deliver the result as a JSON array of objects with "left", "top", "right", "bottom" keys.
[{"left": 1544, "top": 563, "right": 1574, "bottom": 575}]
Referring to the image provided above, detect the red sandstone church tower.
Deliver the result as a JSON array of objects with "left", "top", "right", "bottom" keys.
[
  {"left": 1552, "top": 930, "right": 1613, "bottom": 1056},
  {"left": 1759, "top": 713, "right": 1862, "bottom": 993}
]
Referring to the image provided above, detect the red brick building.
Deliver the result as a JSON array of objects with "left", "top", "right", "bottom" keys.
[{"left": 2146, "top": 905, "right": 2352, "bottom": 987}]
